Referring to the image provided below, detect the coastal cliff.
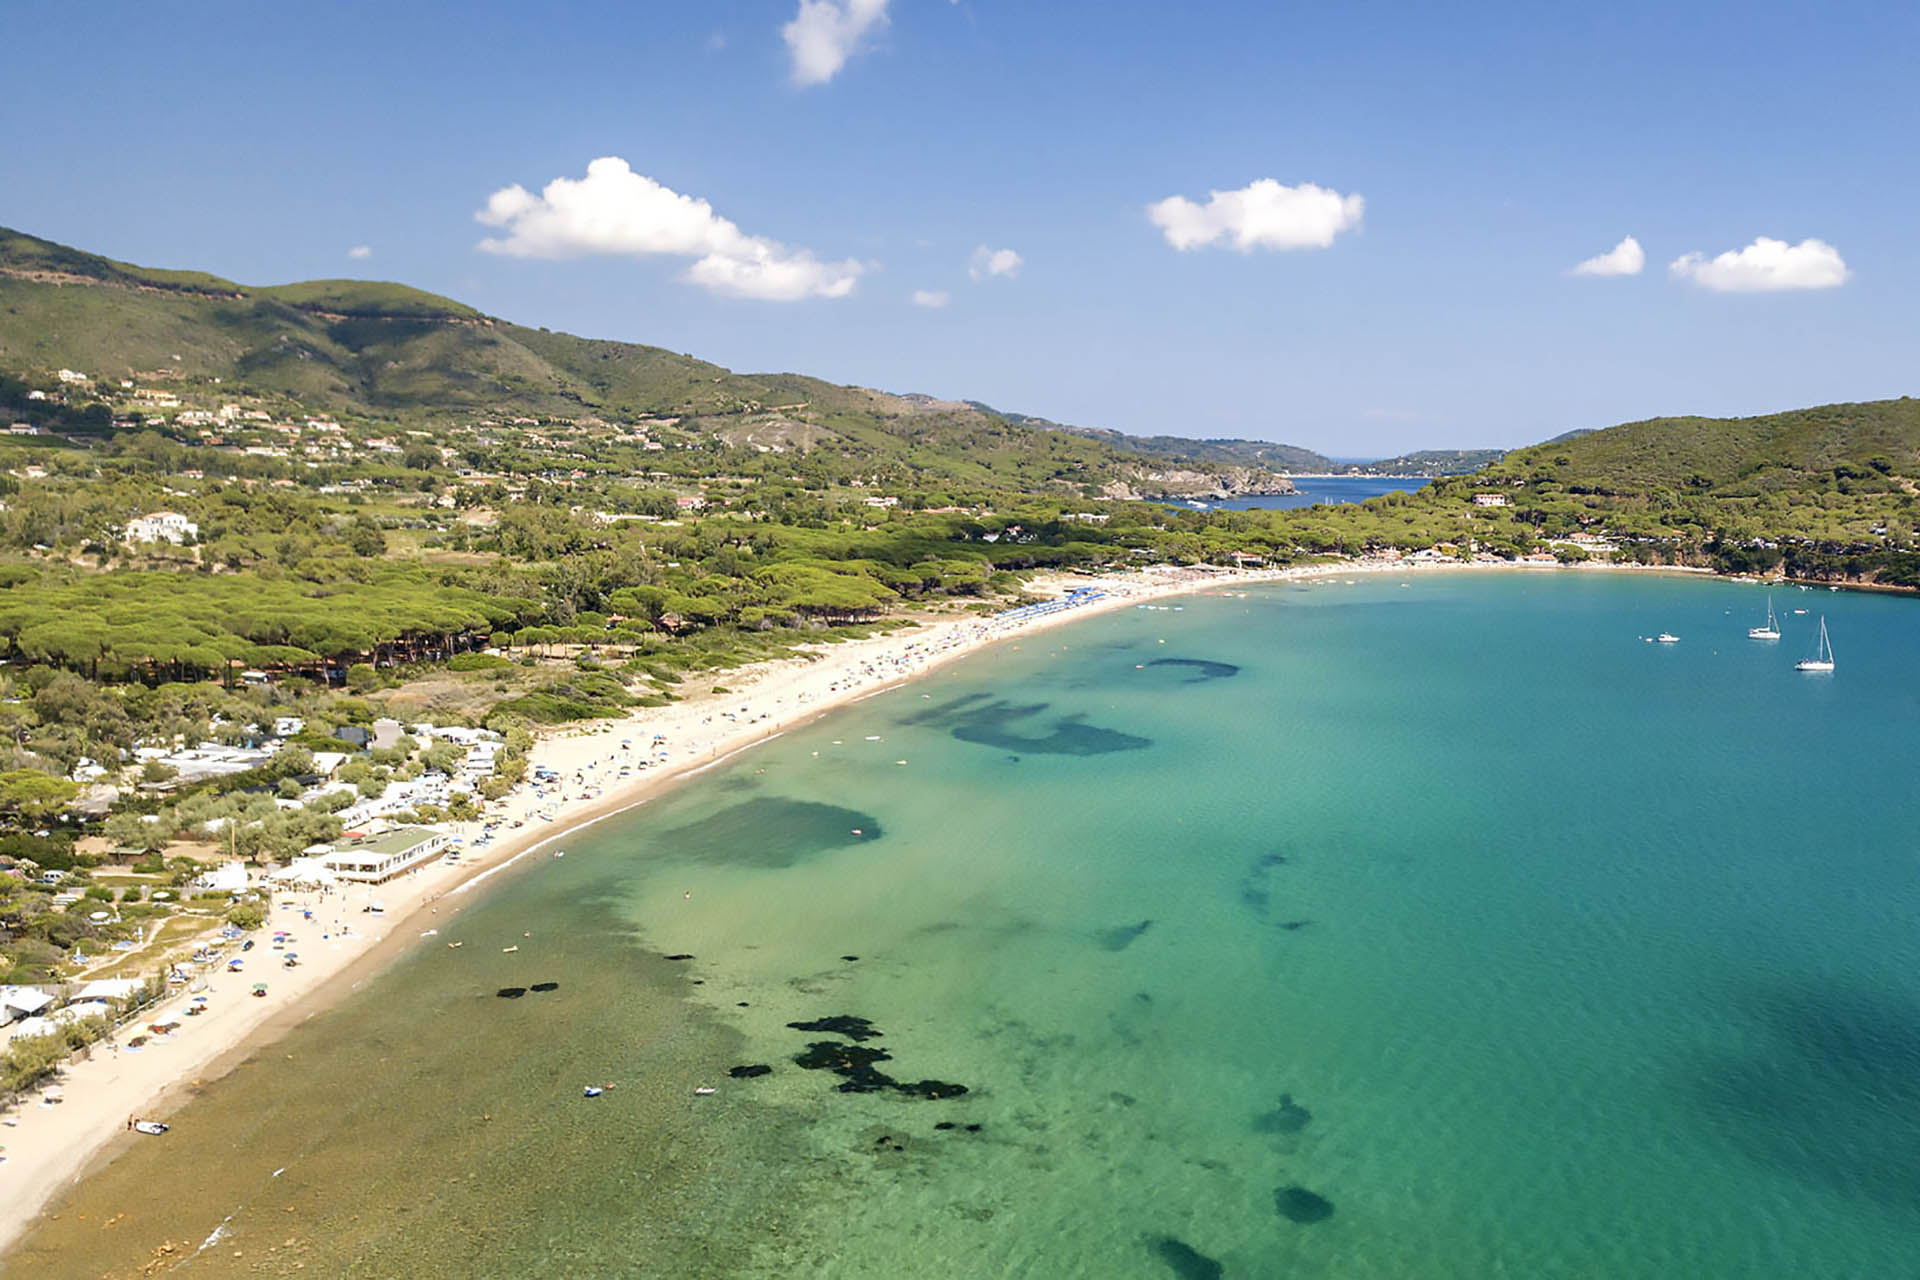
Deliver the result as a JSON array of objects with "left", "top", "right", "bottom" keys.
[{"left": 1104, "top": 466, "right": 1299, "bottom": 501}]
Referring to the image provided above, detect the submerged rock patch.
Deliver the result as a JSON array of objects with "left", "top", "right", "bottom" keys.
[
  {"left": 1253, "top": 1094, "right": 1313, "bottom": 1134},
  {"left": 530, "top": 981, "right": 559, "bottom": 992},
  {"left": 905, "top": 692, "right": 1150, "bottom": 756},
  {"left": 786, "top": 1014, "right": 883, "bottom": 1041},
  {"left": 1275, "top": 1185, "right": 1334, "bottom": 1224},
  {"left": 1096, "top": 919, "right": 1153, "bottom": 951},
  {"left": 660, "top": 797, "right": 882, "bottom": 868},
  {"left": 788, "top": 1014, "right": 969, "bottom": 1099},
  {"left": 1143, "top": 657, "right": 1240, "bottom": 683},
  {"left": 728, "top": 1064, "right": 773, "bottom": 1079},
  {"left": 1239, "top": 851, "right": 1289, "bottom": 916},
  {"left": 495, "top": 987, "right": 527, "bottom": 999},
  {"left": 795, "top": 1039, "right": 897, "bottom": 1093},
  {"left": 1151, "top": 1235, "right": 1225, "bottom": 1280}
]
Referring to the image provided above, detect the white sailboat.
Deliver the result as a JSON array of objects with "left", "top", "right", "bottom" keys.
[
  {"left": 1747, "top": 596, "right": 1780, "bottom": 640},
  {"left": 1794, "top": 616, "right": 1834, "bottom": 672}
]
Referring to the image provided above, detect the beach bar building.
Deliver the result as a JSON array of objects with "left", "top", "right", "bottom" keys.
[{"left": 318, "top": 826, "right": 452, "bottom": 883}]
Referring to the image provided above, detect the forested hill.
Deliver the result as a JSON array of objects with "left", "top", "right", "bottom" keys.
[
  {"left": 970, "top": 403, "right": 1504, "bottom": 477},
  {"left": 1356, "top": 448, "right": 1506, "bottom": 477},
  {"left": 0, "top": 226, "right": 1287, "bottom": 499},
  {"left": 967, "top": 406, "right": 1337, "bottom": 473},
  {"left": 1484, "top": 398, "right": 1920, "bottom": 496},
  {"left": 1454, "top": 397, "right": 1920, "bottom": 563}
]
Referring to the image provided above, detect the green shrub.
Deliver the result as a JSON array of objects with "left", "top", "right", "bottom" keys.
[
  {"left": 225, "top": 902, "right": 265, "bottom": 931},
  {"left": 448, "top": 653, "right": 512, "bottom": 672}
]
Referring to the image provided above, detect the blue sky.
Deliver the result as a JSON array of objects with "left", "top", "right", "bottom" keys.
[{"left": 4, "top": 0, "right": 1915, "bottom": 455}]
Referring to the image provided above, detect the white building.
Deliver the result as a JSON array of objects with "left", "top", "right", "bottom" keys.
[
  {"left": 1, "top": 986, "right": 55, "bottom": 1023},
  {"left": 125, "top": 511, "right": 199, "bottom": 544},
  {"left": 192, "top": 861, "right": 251, "bottom": 894},
  {"left": 319, "top": 827, "right": 453, "bottom": 883}
]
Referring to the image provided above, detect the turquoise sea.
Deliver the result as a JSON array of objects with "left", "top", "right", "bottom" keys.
[{"left": 17, "top": 571, "right": 1920, "bottom": 1278}]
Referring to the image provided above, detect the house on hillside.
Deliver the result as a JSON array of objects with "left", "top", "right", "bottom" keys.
[
  {"left": 1472, "top": 493, "right": 1509, "bottom": 508},
  {"left": 125, "top": 511, "right": 198, "bottom": 544}
]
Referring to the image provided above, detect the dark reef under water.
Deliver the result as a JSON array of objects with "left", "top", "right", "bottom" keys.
[
  {"left": 1275, "top": 1185, "right": 1335, "bottom": 1224},
  {"left": 1151, "top": 1234, "right": 1225, "bottom": 1279},
  {"left": 786, "top": 1014, "right": 969, "bottom": 1099},
  {"left": 1142, "top": 657, "right": 1241, "bottom": 683},
  {"left": 660, "top": 796, "right": 882, "bottom": 868},
  {"left": 1096, "top": 919, "right": 1154, "bottom": 951},
  {"left": 1253, "top": 1094, "right": 1313, "bottom": 1135},
  {"left": 900, "top": 691, "right": 1151, "bottom": 756}
]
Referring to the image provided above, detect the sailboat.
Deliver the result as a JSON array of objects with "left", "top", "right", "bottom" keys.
[
  {"left": 1747, "top": 596, "right": 1780, "bottom": 640},
  {"left": 1794, "top": 616, "right": 1834, "bottom": 672}
]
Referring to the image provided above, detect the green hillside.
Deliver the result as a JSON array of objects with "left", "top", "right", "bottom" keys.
[
  {"left": 1446, "top": 398, "right": 1920, "bottom": 573},
  {"left": 0, "top": 226, "right": 1295, "bottom": 499},
  {"left": 969, "top": 404, "right": 1336, "bottom": 473},
  {"left": 1487, "top": 400, "right": 1920, "bottom": 495},
  {"left": 1354, "top": 448, "right": 1505, "bottom": 477}
]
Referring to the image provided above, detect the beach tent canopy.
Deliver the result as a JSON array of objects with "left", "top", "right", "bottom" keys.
[{"left": 269, "top": 858, "right": 340, "bottom": 887}]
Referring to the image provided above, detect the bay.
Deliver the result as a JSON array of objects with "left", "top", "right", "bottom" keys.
[
  {"left": 1197, "top": 475, "right": 1433, "bottom": 511},
  {"left": 18, "top": 571, "right": 1920, "bottom": 1278}
]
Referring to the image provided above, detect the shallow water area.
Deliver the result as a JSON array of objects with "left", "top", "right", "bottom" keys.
[{"left": 16, "top": 571, "right": 1920, "bottom": 1277}]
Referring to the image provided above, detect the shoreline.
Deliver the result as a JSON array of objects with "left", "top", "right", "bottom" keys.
[{"left": 0, "top": 554, "right": 1733, "bottom": 1253}]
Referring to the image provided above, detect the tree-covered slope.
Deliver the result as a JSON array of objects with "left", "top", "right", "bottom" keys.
[
  {"left": 1450, "top": 398, "right": 1920, "bottom": 561},
  {"left": 0, "top": 226, "right": 1292, "bottom": 498},
  {"left": 1485, "top": 399, "right": 1920, "bottom": 496}
]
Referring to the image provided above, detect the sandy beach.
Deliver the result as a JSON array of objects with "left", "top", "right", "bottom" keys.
[{"left": 0, "top": 554, "right": 1702, "bottom": 1253}]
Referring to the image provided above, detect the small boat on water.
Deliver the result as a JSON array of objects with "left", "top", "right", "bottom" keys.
[
  {"left": 583, "top": 1086, "right": 604, "bottom": 1098},
  {"left": 693, "top": 1086, "right": 717, "bottom": 1096},
  {"left": 133, "top": 1120, "right": 170, "bottom": 1136},
  {"left": 1656, "top": 633, "right": 1680, "bottom": 644},
  {"left": 1795, "top": 616, "right": 1835, "bottom": 672},
  {"left": 1748, "top": 597, "right": 1780, "bottom": 640}
]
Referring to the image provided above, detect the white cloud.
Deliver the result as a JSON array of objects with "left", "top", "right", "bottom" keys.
[
  {"left": 1148, "top": 179, "right": 1364, "bottom": 252},
  {"left": 968, "top": 245, "right": 1022, "bottom": 281},
  {"left": 783, "top": 0, "right": 889, "bottom": 86},
  {"left": 1668, "top": 236, "right": 1849, "bottom": 292},
  {"left": 1571, "top": 235, "right": 1643, "bottom": 277},
  {"left": 346, "top": 244, "right": 372, "bottom": 261},
  {"left": 474, "top": 156, "right": 862, "bottom": 301},
  {"left": 911, "top": 289, "right": 950, "bottom": 308}
]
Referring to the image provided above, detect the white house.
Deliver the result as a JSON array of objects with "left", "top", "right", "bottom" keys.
[
  {"left": 125, "top": 511, "right": 199, "bottom": 544},
  {"left": 192, "top": 861, "right": 251, "bottom": 894},
  {"left": 1472, "top": 493, "right": 1509, "bottom": 508}
]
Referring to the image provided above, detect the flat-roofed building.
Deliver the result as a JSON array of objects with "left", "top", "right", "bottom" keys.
[{"left": 319, "top": 826, "right": 452, "bottom": 883}]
